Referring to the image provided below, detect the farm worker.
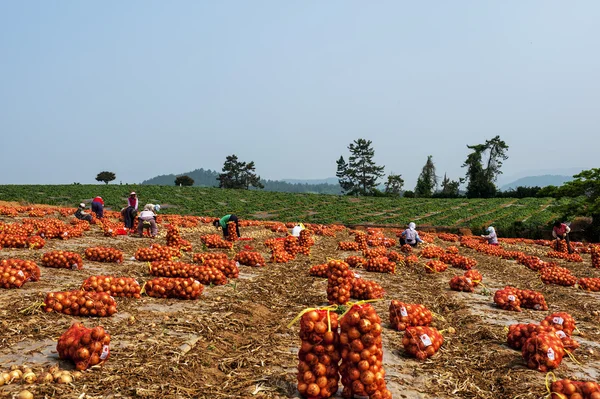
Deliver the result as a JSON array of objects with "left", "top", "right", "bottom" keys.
[
  {"left": 137, "top": 204, "right": 158, "bottom": 238},
  {"left": 552, "top": 221, "right": 573, "bottom": 254},
  {"left": 128, "top": 192, "right": 139, "bottom": 210},
  {"left": 74, "top": 203, "right": 93, "bottom": 222},
  {"left": 121, "top": 192, "right": 139, "bottom": 230},
  {"left": 400, "top": 222, "right": 423, "bottom": 247},
  {"left": 291, "top": 223, "right": 305, "bottom": 237},
  {"left": 481, "top": 226, "right": 498, "bottom": 245},
  {"left": 91, "top": 196, "right": 104, "bottom": 219},
  {"left": 213, "top": 214, "right": 241, "bottom": 238}
]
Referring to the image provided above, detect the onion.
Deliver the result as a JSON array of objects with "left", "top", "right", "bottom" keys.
[{"left": 17, "top": 390, "right": 34, "bottom": 399}]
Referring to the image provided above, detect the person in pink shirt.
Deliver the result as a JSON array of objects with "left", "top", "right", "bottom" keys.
[
  {"left": 128, "top": 192, "right": 138, "bottom": 210},
  {"left": 552, "top": 221, "right": 573, "bottom": 254},
  {"left": 91, "top": 196, "right": 104, "bottom": 218}
]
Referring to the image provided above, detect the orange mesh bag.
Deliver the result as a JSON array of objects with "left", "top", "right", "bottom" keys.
[{"left": 57, "top": 323, "right": 111, "bottom": 371}]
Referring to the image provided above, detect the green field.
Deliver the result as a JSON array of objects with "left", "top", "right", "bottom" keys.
[{"left": 0, "top": 185, "right": 563, "bottom": 234}]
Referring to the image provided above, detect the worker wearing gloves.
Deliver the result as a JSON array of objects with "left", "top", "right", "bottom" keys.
[
  {"left": 552, "top": 221, "right": 573, "bottom": 254},
  {"left": 481, "top": 226, "right": 498, "bottom": 245}
]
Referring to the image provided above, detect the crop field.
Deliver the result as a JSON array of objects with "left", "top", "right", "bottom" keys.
[
  {"left": 0, "top": 185, "right": 564, "bottom": 234},
  {"left": 1, "top": 202, "right": 600, "bottom": 399}
]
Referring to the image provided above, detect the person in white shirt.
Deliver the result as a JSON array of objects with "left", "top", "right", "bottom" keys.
[
  {"left": 137, "top": 204, "right": 159, "bottom": 237},
  {"left": 291, "top": 223, "right": 304, "bottom": 237}
]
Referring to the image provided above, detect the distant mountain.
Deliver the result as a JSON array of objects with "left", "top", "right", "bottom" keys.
[
  {"left": 500, "top": 175, "right": 574, "bottom": 191},
  {"left": 141, "top": 170, "right": 342, "bottom": 194}
]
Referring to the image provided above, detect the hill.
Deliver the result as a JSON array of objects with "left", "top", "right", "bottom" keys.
[
  {"left": 141, "top": 169, "right": 342, "bottom": 194},
  {"left": 500, "top": 175, "right": 574, "bottom": 191}
]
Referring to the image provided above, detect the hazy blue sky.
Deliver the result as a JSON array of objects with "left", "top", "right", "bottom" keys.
[{"left": 1, "top": 1, "right": 598, "bottom": 188}]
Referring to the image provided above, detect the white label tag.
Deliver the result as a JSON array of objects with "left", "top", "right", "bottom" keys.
[
  {"left": 552, "top": 317, "right": 564, "bottom": 325},
  {"left": 508, "top": 295, "right": 516, "bottom": 301},
  {"left": 17, "top": 270, "right": 25, "bottom": 277},
  {"left": 255, "top": 264, "right": 261, "bottom": 267},
  {"left": 555, "top": 330, "right": 567, "bottom": 339},
  {"left": 100, "top": 345, "right": 110, "bottom": 360},
  {"left": 534, "top": 304, "right": 541, "bottom": 310},
  {"left": 354, "top": 273, "right": 362, "bottom": 279},
  {"left": 547, "top": 347, "right": 555, "bottom": 360},
  {"left": 235, "top": 262, "right": 240, "bottom": 267},
  {"left": 420, "top": 334, "right": 432, "bottom": 347},
  {"left": 71, "top": 264, "right": 78, "bottom": 270},
  {"left": 465, "top": 278, "right": 472, "bottom": 284},
  {"left": 400, "top": 307, "right": 408, "bottom": 317}
]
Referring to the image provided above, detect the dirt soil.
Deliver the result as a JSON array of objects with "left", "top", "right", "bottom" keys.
[{"left": 1, "top": 212, "right": 600, "bottom": 399}]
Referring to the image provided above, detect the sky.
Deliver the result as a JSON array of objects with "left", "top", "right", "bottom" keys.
[{"left": 1, "top": 1, "right": 599, "bottom": 189}]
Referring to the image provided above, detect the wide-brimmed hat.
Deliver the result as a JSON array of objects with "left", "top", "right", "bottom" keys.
[
  {"left": 130, "top": 192, "right": 136, "bottom": 196},
  {"left": 79, "top": 203, "right": 86, "bottom": 208}
]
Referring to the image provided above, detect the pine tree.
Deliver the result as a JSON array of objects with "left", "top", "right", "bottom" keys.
[
  {"left": 414, "top": 155, "right": 437, "bottom": 197},
  {"left": 462, "top": 136, "right": 509, "bottom": 198},
  {"left": 336, "top": 139, "right": 385, "bottom": 196},
  {"left": 384, "top": 174, "right": 404, "bottom": 197},
  {"left": 217, "top": 155, "right": 263, "bottom": 190}
]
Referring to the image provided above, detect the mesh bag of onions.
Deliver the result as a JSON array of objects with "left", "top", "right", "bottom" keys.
[
  {"left": 44, "top": 291, "right": 117, "bottom": 317},
  {"left": 578, "top": 277, "right": 600, "bottom": 292},
  {"left": 521, "top": 332, "right": 564, "bottom": 372},
  {"left": 494, "top": 287, "right": 521, "bottom": 311},
  {"left": 144, "top": 277, "right": 203, "bottom": 299},
  {"left": 309, "top": 263, "right": 329, "bottom": 278},
  {"left": 540, "top": 312, "right": 576, "bottom": 335},
  {"left": 81, "top": 276, "right": 141, "bottom": 298},
  {"left": 84, "top": 247, "right": 123, "bottom": 263},
  {"left": 150, "top": 260, "right": 227, "bottom": 286},
  {"left": 389, "top": 300, "right": 432, "bottom": 331},
  {"left": 233, "top": 251, "right": 266, "bottom": 267},
  {"left": 203, "top": 259, "right": 239, "bottom": 278},
  {"left": 402, "top": 326, "right": 444, "bottom": 360},
  {"left": 363, "top": 256, "right": 396, "bottom": 274},
  {"left": 296, "top": 309, "right": 341, "bottom": 399},
  {"left": 517, "top": 289, "right": 548, "bottom": 311},
  {"left": 0, "top": 265, "right": 33, "bottom": 288},
  {"left": 41, "top": 250, "right": 83, "bottom": 270},
  {"left": 549, "top": 379, "right": 600, "bottom": 399},
  {"left": 350, "top": 278, "right": 385, "bottom": 300},
  {"left": 327, "top": 259, "right": 353, "bottom": 305},
  {"left": 0, "top": 259, "right": 41, "bottom": 281},
  {"left": 339, "top": 304, "right": 392, "bottom": 399},
  {"left": 448, "top": 275, "right": 474, "bottom": 292},
  {"left": 57, "top": 322, "right": 111, "bottom": 371}
]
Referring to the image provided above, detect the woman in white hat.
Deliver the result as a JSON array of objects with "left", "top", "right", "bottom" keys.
[{"left": 74, "top": 203, "right": 93, "bottom": 222}]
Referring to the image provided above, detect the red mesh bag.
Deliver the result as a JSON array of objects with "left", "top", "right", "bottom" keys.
[
  {"left": 339, "top": 304, "right": 392, "bottom": 399},
  {"left": 425, "top": 260, "right": 447, "bottom": 273},
  {"left": 0, "top": 234, "right": 28, "bottom": 248},
  {"left": 517, "top": 289, "right": 548, "bottom": 311},
  {"left": 233, "top": 251, "right": 266, "bottom": 267},
  {"left": 326, "top": 260, "right": 353, "bottom": 305},
  {"left": 338, "top": 242, "right": 360, "bottom": 251},
  {"left": 385, "top": 251, "right": 403, "bottom": 262},
  {"left": 204, "top": 259, "right": 239, "bottom": 278},
  {"left": 296, "top": 309, "right": 340, "bottom": 399},
  {"left": 345, "top": 256, "right": 365, "bottom": 268},
  {"left": 44, "top": 291, "right": 117, "bottom": 317},
  {"left": 350, "top": 278, "right": 384, "bottom": 300},
  {"left": 463, "top": 270, "right": 482, "bottom": 286},
  {"left": 57, "top": 323, "right": 111, "bottom": 371},
  {"left": 550, "top": 379, "right": 600, "bottom": 399},
  {"left": 200, "top": 234, "right": 233, "bottom": 249},
  {"left": 193, "top": 252, "right": 228, "bottom": 264},
  {"left": 402, "top": 326, "right": 444, "bottom": 360},
  {"left": 0, "top": 259, "right": 40, "bottom": 281},
  {"left": 449, "top": 275, "right": 474, "bottom": 292},
  {"left": 421, "top": 246, "right": 445, "bottom": 259},
  {"left": 540, "top": 266, "right": 577, "bottom": 286},
  {"left": 540, "top": 312, "right": 576, "bottom": 335},
  {"left": 270, "top": 248, "right": 295, "bottom": 263},
  {"left": 150, "top": 260, "right": 227, "bottom": 285},
  {"left": 298, "top": 230, "right": 314, "bottom": 248},
  {"left": 144, "top": 277, "right": 204, "bottom": 299},
  {"left": 309, "top": 264, "right": 329, "bottom": 278},
  {"left": 494, "top": 287, "right": 521, "bottom": 311},
  {"left": 399, "top": 244, "right": 413, "bottom": 254},
  {"left": 0, "top": 265, "right": 32, "bottom": 288},
  {"left": 389, "top": 300, "right": 432, "bottom": 331},
  {"left": 507, "top": 323, "right": 555, "bottom": 350},
  {"left": 226, "top": 221, "right": 238, "bottom": 241},
  {"left": 591, "top": 246, "right": 600, "bottom": 269},
  {"left": 84, "top": 247, "right": 123, "bottom": 263},
  {"left": 363, "top": 257, "right": 396, "bottom": 274},
  {"left": 134, "top": 244, "right": 180, "bottom": 262},
  {"left": 578, "top": 277, "right": 600, "bottom": 292},
  {"left": 26, "top": 236, "right": 45, "bottom": 249},
  {"left": 81, "top": 276, "right": 141, "bottom": 298},
  {"left": 522, "top": 332, "right": 564, "bottom": 372},
  {"left": 446, "top": 246, "right": 459, "bottom": 254},
  {"left": 41, "top": 250, "right": 84, "bottom": 270}
]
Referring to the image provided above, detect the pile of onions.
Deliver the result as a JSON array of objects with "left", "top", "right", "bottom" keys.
[
  {"left": 0, "top": 259, "right": 40, "bottom": 281},
  {"left": 389, "top": 300, "right": 432, "bottom": 331},
  {"left": 296, "top": 309, "right": 340, "bottom": 398},
  {"left": 309, "top": 264, "right": 329, "bottom": 278},
  {"left": 551, "top": 240, "right": 569, "bottom": 253},
  {"left": 57, "top": 322, "right": 111, "bottom": 370},
  {"left": 420, "top": 246, "right": 445, "bottom": 259},
  {"left": 464, "top": 270, "right": 482, "bottom": 286},
  {"left": 134, "top": 244, "right": 181, "bottom": 262},
  {"left": 507, "top": 324, "right": 555, "bottom": 350},
  {"left": 449, "top": 275, "right": 474, "bottom": 292},
  {"left": 338, "top": 242, "right": 360, "bottom": 251},
  {"left": 166, "top": 225, "right": 192, "bottom": 251},
  {"left": 425, "top": 260, "right": 447, "bottom": 273},
  {"left": 326, "top": 259, "right": 353, "bottom": 305},
  {"left": 339, "top": 304, "right": 392, "bottom": 399},
  {"left": 578, "top": 277, "right": 600, "bottom": 292},
  {"left": 350, "top": 278, "right": 384, "bottom": 300},
  {"left": 298, "top": 230, "right": 314, "bottom": 248},
  {"left": 494, "top": 287, "right": 522, "bottom": 311},
  {"left": 0, "top": 266, "right": 31, "bottom": 288},
  {"left": 203, "top": 258, "right": 239, "bottom": 278},
  {"left": 516, "top": 288, "right": 548, "bottom": 311},
  {"left": 402, "top": 326, "right": 444, "bottom": 360},
  {"left": 233, "top": 251, "right": 266, "bottom": 267},
  {"left": 226, "top": 222, "right": 238, "bottom": 241},
  {"left": 547, "top": 251, "right": 584, "bottom": 263},
  {"left": 0, "top": 234, "right": 28, "bottom": 248},
  {"left": 193, "top": 252, "right": 228, "bottom": 264},
  {"left": 200, "top": 234, "right": 233, "bottom": 249},
  {"left": 399, "top": 244, "right": 413, "bottom": 254},
  {"left": 540, "top": 265, "right": 578, "bottom": 286},
  {"left": 518, "top": 255, "right": 547, "bottom": 271},
  {"left": 150, "top": 260, "right": 228, "bottom": 285},
  {"left": 345, "top": 256, "right": 365, "bottom": 268},
  {"left": 81, "top": 276, "right": 141, "bottom": 298},
  {"left": 283, "top": 236, "right": 302, "bottom": 255},
  {"left": 270, "top": 249, "right": 295, "bottom": 263},
  {"left": 144, "top": 277, "right": 203, "bottom": 299},
  {"left": 591, "top": 246, "right": 600, "bottom": 269},
  {"left": 364, "top": 257, "right": 396, "bottom": 274},
  {"left": 446, "top": 246, "right": 459, "bottom": 254},
  {"left": 404, "top": 255, "right": 419, "bottom": 265},
  {"left": 41, "top": 250, "right": 83, "bottom": 270},
  {"left": 437, "top": 233, "right": 459, "bottom": 242},
  {"left": 26, "top": 235, "right": 45, "bottom": 249},
  {"left": 522, "top": 332, "right": 564, "bottom": 372},
  {"left": 550, "top": 380, "right": 600, "bottom": 399},
  {"left": 540, "top": 312, "right": 576, "bottom": 335},
  {"left": 362, "top": 247, "right": 388, "bottom": 259},
  {"left": 448, "top": 255, "right": 477, "bottom": 270},
  {"left": 385, "top": 251, "right": 402, "bottom": 262},
  {"left": 353, "top": 232, "right": 368, "bottom": 251},
  {"left": 84, "top": 247, "right": 123, "bottom": 263},
  {"left": 44, "top": 291, "right": 117, "bottom": 317}
]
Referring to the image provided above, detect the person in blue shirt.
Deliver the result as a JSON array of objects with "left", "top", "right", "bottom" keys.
[{"left": 213, "top": 214, "right": 241, "bottom": 238}]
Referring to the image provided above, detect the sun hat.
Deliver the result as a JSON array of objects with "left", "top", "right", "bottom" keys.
[
  {"left": 79, "top": 203, "right": 86, "bottom": 208},
  {"left": 130, "top": 192, "right": 136, "bottom": 195}
]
